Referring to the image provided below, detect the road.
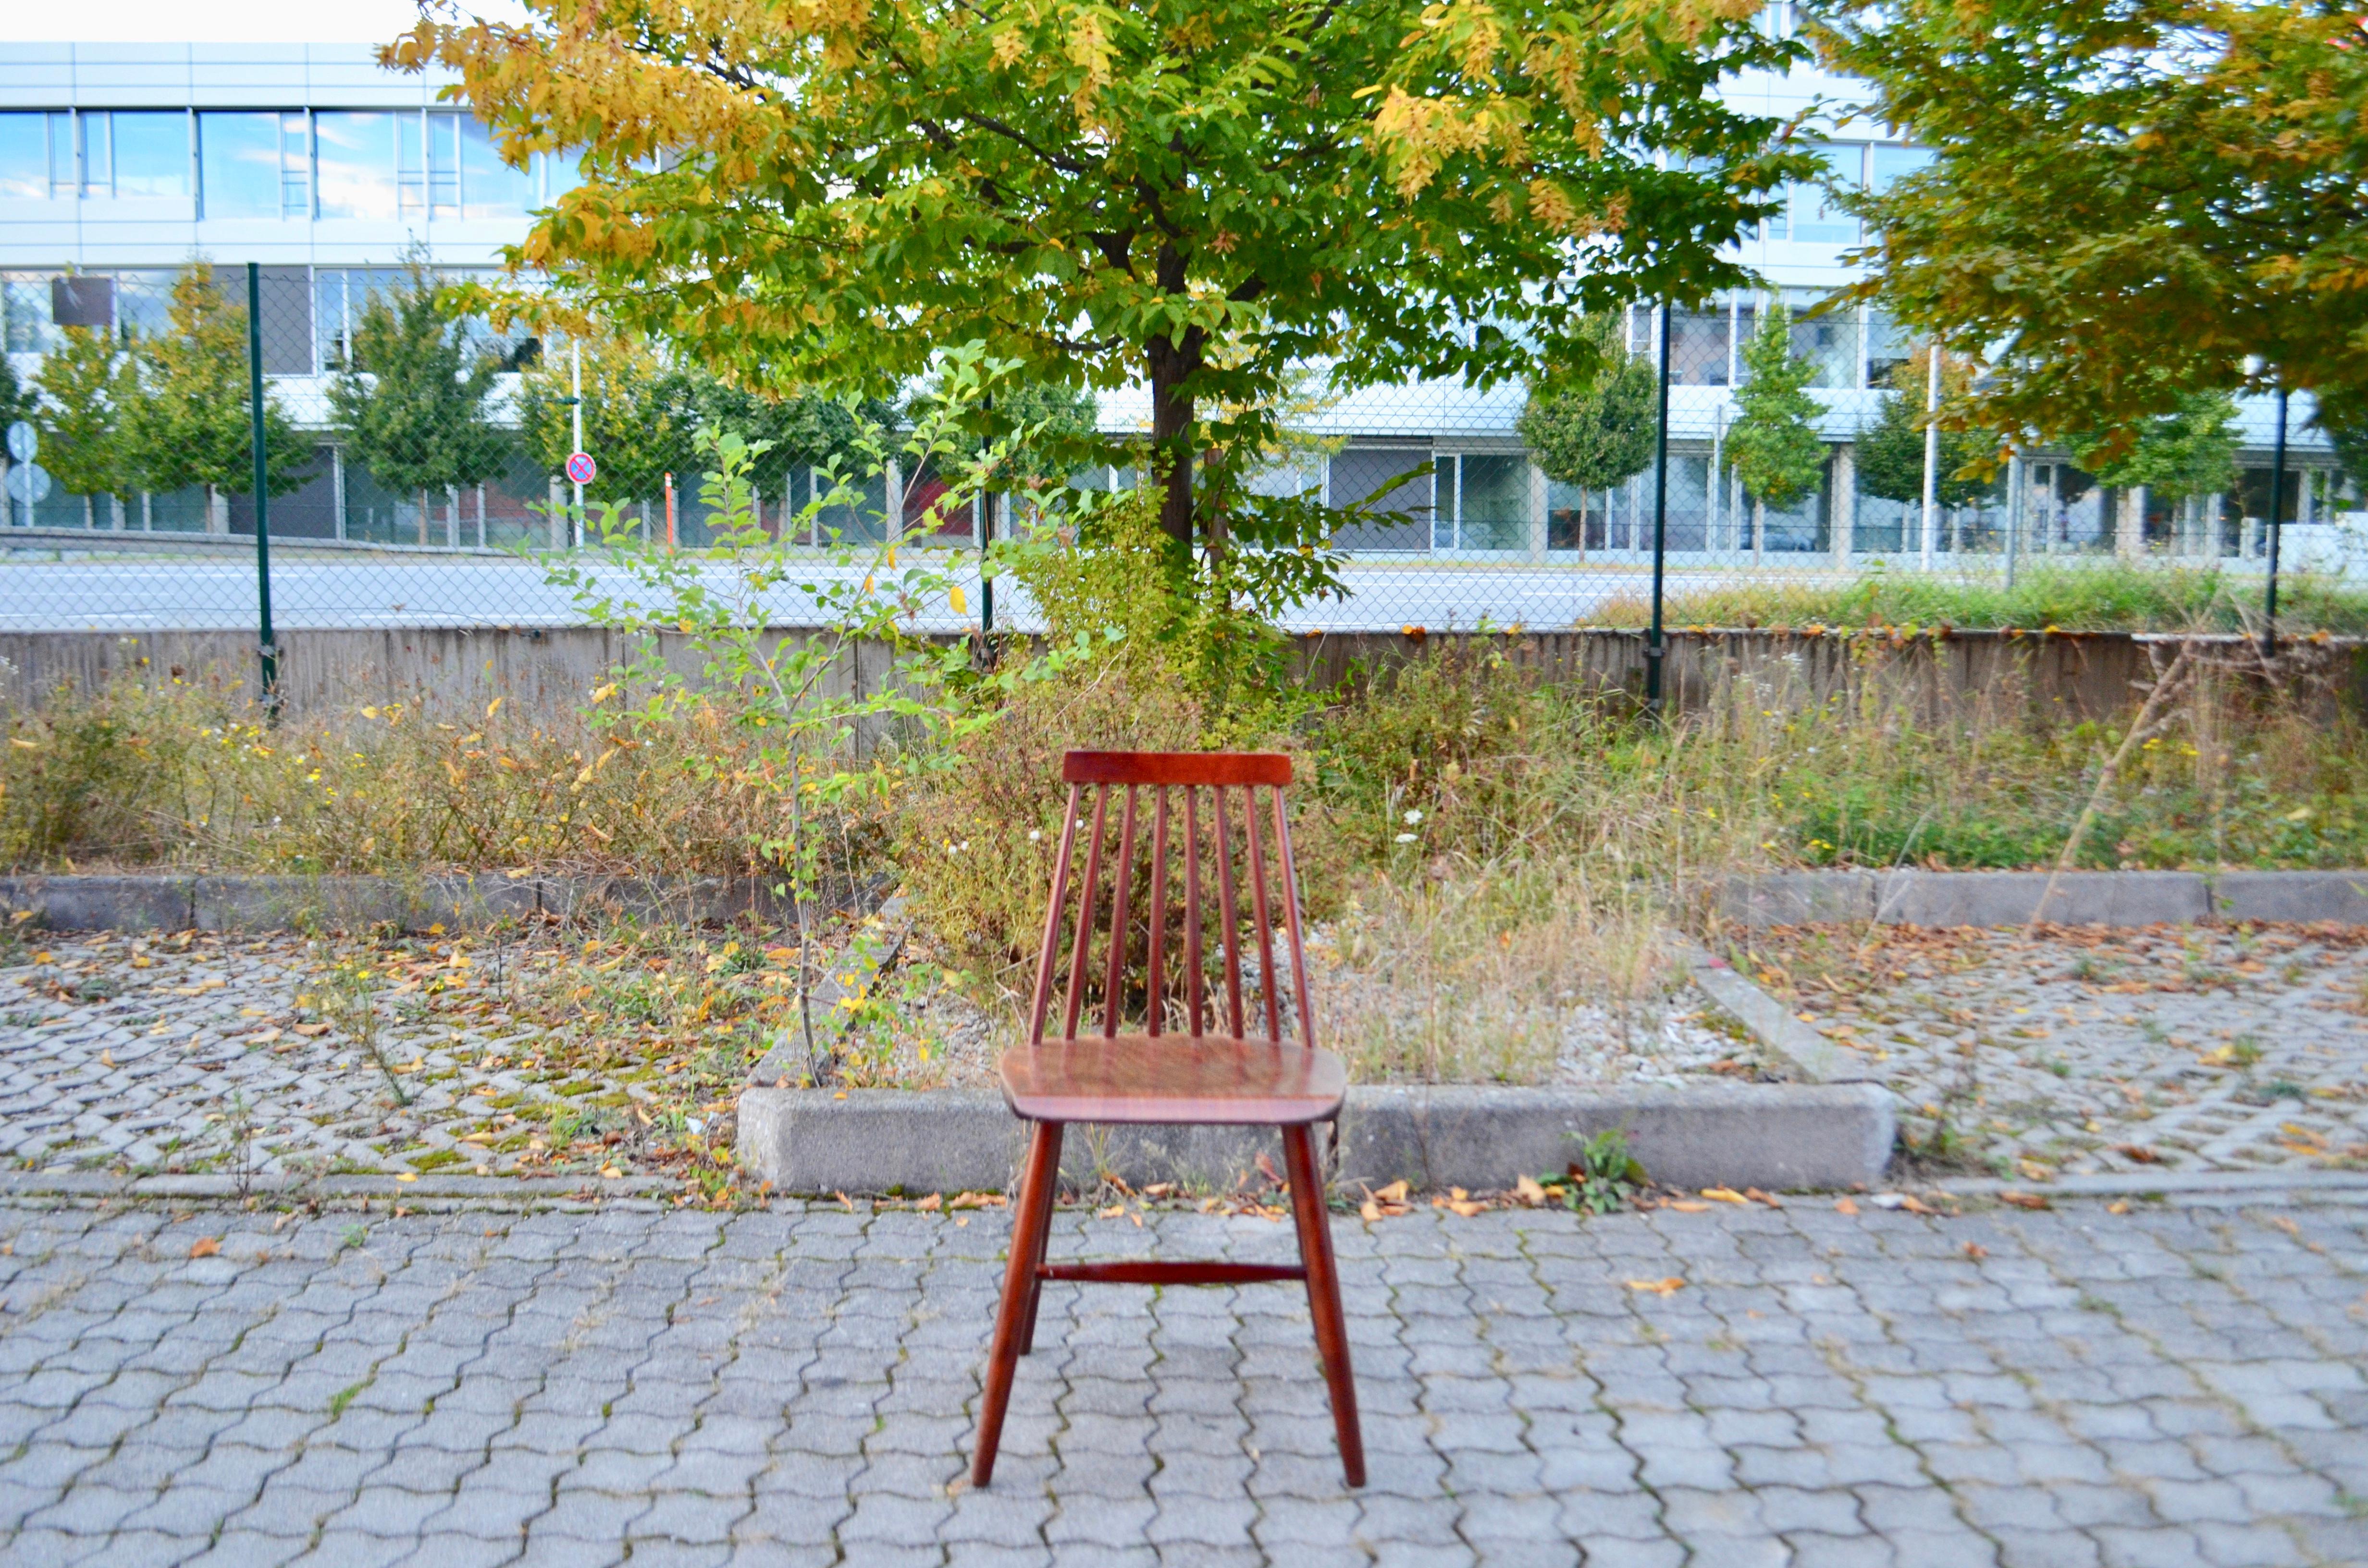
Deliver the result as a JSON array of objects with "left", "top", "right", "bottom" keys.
[{"left": 0, "top": 543, "right": 1845, "bottom": 634}]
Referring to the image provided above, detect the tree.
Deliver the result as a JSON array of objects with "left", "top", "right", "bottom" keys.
[
  {"left": 515, "top": 333, "right": 696, "bottom": 515},
  {"left": 1819, "top": 0, "right": 2368, "bottom": 457},
  {"left": 120, "top": 262, "right": 307, "bottom": 532},
  {"left": 1724, "top": 306, "right": 1827, "bottom": 553},
  {"left": 31, "top": 326, "right": 140, "bottom": 528},
  {"left": 1517, "top": 312, "right": 1656, "bottom": 551},
  {"left": 1855, "top": 347, "right": 1988, "bottom": 511},
  {"left": 330, "top": 261, "right": 514, "bottom": 546},
  {"left": 2075, "top": 389, "right": 2241, "bottom": 553},
  {"left": 394, "top": 0, "right": 1808, "bottom": 593}
]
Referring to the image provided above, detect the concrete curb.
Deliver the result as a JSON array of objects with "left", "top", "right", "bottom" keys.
[
  {"left": 1719, "top": 868, "right": 2368, "bottom": 929},
  {"left": 0, "top": 1170, "right": 678, "bottom": 1203},
  {"left": 1936, "top": 1168, "right": 2368, "bottom": 1199},
  {"left": 0, "top": 872, "right": 856, "bottom": 933},
  {"left": 1674, "top": 938, "right": 1875, "bottom": 1085},
  {"left": 734, "top": 1082, "right": 1896, "bottom": 1198}
]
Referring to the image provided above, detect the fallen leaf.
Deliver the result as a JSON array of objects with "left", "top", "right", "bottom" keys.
[
  {"left": 99, "top": 1051, "right": 115, "bottom": 1068},
  {"left": 1666, "top": 1200, "right": 1712, "bottom": 1213},
  {"left": 955, "top": 1216, "right": 970, "bottom": 1227},
  {"left": 915, "top": 1193, "right": 943, "bottom": 1212},
  {"left": 1446, "top": 1200, "right": 1485, "bottom": 1218},
  {"left": 247, "top": 1029, "right": 282, "bottom": 1046},
  {"left": 1129, "top": 1210, "right": 1144, "bottom": 1228},
  {"left": 2106, "top": 1200, "right": 2131, "bottom": 1215},
  {"left": 396, "top": 1172, "right": 419, "bottom": 1183},
  {"left": 1961, "top": 1242, "right": 1988, "bottom": 1261},
  {"left": 1097, "top": 1204, "right": 1126, "bottom": 1220},
  {"left": 2114, "top": 1144, "right": 2163, "bottom": 1164},
  {"left": 1701, "top": 1188, "right": 1750, "bottom": 1205},
  {"left": 1256, "top": 1152, "right": 1284, "bottom": 1188},
  {"left": 1834, "top": 1198, "right": 1860, "bottom": 1215},
  {"left": 1625, "top": 1277, "right": 1686, "bottom": 1296},
  {"left": 1514, "top": 1175, "right": 1548, "bottom": 1207},
  {"left": 187, "top": 1237, "right": 220, "bottom": 1259},
  {"left": 1899, "top": 1195, "right": 1939, "bottom": 1216},
  {"left": 1744, "top": 1188, "right": 1785, "bottom": 1209},
  {"left": 293, "top": 1023, "right": 331, "bottom": 1037},
  {"left": 1372, "top": 1179, "right": 1410, "bottom": 1204},
  {"left": 1360, "top": 1200, "right": 1384, "bottom": 1223},
  {"left": 1998, "top": 1191, "right": 2051, "bottom": 1211},
  {"left": 600, "top": 1165, "right": 624, "bottom": 1179}
]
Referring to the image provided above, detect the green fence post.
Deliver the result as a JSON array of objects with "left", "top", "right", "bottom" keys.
[
  {"left": 246, "top": 263, "right": 279, "bottom": 717},
  {"left": 1644, "top": 299, "right": 1672, "bottom": 710}
]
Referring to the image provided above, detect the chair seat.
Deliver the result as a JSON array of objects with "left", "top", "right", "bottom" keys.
[{"left": 1000, "top": 1035, "right": 1348, "bottom": 1126}]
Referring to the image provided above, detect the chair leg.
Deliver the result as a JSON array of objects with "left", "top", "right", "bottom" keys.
[
  {"left": 1017, "top": 1122, "right": 1065, "bottom": 1355},
  {"left": 974, "top": 1119, "right": 1061, "bottom": 1488},
  {"left": 1282, "top": 1124, "right": 1366, "bottom": 1488}
]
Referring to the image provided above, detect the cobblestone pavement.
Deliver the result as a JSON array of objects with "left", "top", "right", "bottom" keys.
[
  {"left": 0, "top": 929, "right": 767, "bottom": 1186},
  {"left": 1755, "top": 925, "right": 2368, "bottom": 1182},
  {"left": 1, "top": 1193, "right": 2365, "bottom": 1567}
]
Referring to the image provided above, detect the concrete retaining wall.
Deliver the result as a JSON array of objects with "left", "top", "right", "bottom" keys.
[{"left": 6, "top": 625, "right": 2355, "bottom": 725}]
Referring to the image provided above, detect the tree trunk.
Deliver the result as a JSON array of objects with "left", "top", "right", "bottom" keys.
[{"left": 1144, "top": 242, "right": 1203, "bottom": 553}]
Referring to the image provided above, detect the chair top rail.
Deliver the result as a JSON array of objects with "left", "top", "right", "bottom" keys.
[{"left": 1064, "top": 751, "right": 1292, "bottom": 787}]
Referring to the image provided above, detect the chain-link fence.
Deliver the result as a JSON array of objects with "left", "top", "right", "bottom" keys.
[{"left": 1, "top": 267, "right": 2360, "bottom": 650}]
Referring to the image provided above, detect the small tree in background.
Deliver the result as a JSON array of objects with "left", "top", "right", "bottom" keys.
[
  {"left": 331, "top": 262, "right": 513, "bottom": 546},
  {"left": 1855, "top": 347, "right": 1991, "bottom": 520},
  {"left": 121, "top": 263, "right": 306, "bottom": 532},
  {"left": 1725, "top": 306, "right": 1828, "bottom": 556},
  {"left": 1517, "top": 313, "right": 1656, "bottom": 552},
  {"left": 2075, "top": 391, "right": 2241, "bottom": 555},
  {"left": 31, "top": 326, "right": 140, "bottom": 528}
]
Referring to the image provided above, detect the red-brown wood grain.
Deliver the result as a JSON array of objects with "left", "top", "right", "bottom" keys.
[
  {"left": 1063, "top": 750, "right": 1292, "bottom": 787},
  {"left": 1000, "top": 1035, "right": 1347, "bottom": 1126}
]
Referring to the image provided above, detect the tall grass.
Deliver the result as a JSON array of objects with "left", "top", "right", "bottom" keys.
[
  {"left": 0, "top": 663, "right": 882, "bottom": 886},
  {"left": 1588, "top": 563, "right": 2368, "bottom": 634}
]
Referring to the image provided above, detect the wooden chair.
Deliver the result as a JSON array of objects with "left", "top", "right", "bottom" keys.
[{"left": 970, "top": 749, "right": 1364, "bottom": 1489}]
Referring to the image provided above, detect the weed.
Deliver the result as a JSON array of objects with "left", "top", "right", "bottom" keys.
[
  {"left": 327, "top": 1381, "right": 367, "bottom": 1418},
  {"left": 1545, "top": 1127, "right": 1648, "bottom": 1215}
]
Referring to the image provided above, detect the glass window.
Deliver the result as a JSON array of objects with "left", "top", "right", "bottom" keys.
[
  {"left": 397, "top": 110, "right": 426, "bottom": 215},
  {"left": 1865, "top": 309, "right": 1913, "bottom": 387},
  {"left": 79, "top": 112, "right": 110, "bottom": 196},
  {"left": 1785, "top": 290, "right": 1858, "bottom": 389},
  {"left": 281, "top": 113, "right": 310, "bottom": 215},
  {"left": 1671, "top": 302, "right": 1731, "bottom": 387},
  {"left": 110, "top": 112, "right": 188, "bottom": 197},
  {"left": 315, "top": 111, "right": 397, "bottom": 220},
  {"left": 1327, "top": 446, "right": 1432, "bottom": 553},
  {"left": 460, "top": 118, "right": 532, "bottom": 218},
  {"left": 199, "top": 111, "right": 281, "bottom": 218},
  {"left": 315, "top": 268, "right": 350, "bottom": 370},
  {"left": 1783, "top": 142, "right": 1859, "bottom": 245},
  {"left": 2, "top": 272, "right": 58, "bottom": 352},
  {"left": 49, "top": 113, "right": 74, "bottom": 194},
  {"left": 1869, "top": 144, "right": 1934, "bottom": 194},
  {"left": 427, "top": 112, "right": 460, "bottom": 216},
  {"left": 0, "top": 114, "right": 45, "bottom": 199},
  {"left": 1455, "top": 453, "right": 1530, "bottom": 552},
  {"left": 113, "top": 270, "right": 176, "bottom": 341}
]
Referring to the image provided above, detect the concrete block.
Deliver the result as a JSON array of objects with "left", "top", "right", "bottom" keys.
[
  {"left": 0, "top": 875, "right": 195, "bottom": 931},
  {"left": 1873, "top": 870, "right": 2209, "bottom": 928},
  {"left": 416, "top": 874, "right": 544, "bottom": 930},
  {"left": 193, "top": 875, "right": 412, "bottom": 933},
  {"left": 1334, "top": 1083, "right": 1895, "bottom": 1193},
  {"left": 540, "top": 874, "right": 796, "bottom": 927},
  {"left": 1718, "top": 872, "right": 1875, "bottom": 928},
  {"left": 2208, "top": 870, "right": 2368, "bottom": 924},
  {"left": 1677, "top": 941, "right": 1877, "bottom": 1084},
  {"left": 735, "top": 1082, "right": 1897, "bottom": 1197}
]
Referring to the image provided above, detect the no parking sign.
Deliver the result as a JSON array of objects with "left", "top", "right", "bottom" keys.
[{"left": 566, "top": 451, "right": 597, "bottom": 486}]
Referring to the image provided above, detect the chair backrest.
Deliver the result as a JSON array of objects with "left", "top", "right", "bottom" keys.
[{"left": 1027, "top": 750, "right": 1316, "bottom": 1049}]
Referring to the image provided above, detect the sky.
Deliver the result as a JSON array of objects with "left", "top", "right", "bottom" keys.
[{"left": 0, "top": 0, "right": 534, "bottom": 44}]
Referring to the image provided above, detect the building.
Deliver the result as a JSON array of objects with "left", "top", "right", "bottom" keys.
[{"left": 0, "top": 33, "right": 2353, "bottom": 574}]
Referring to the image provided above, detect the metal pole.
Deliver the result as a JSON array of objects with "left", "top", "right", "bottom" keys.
[
  {"left": 2264, "top": 385, "right": 2288, "bottom": 659},
  {"left": 246, "top": 263, "right": 278, "bottom": 717},
  {"left": 1645, "top": 300, "right": 1673, "bottom": 710},
  {"left": 570, "top": 338, "right": 584, "bottom": 548},
  {"left": 981, "top": 392, "right": 996, "bottom": 639},
  {"left": 2004, "top": 450, "right": 2022, "bottom": 592},
  {"left": 1920, "top": 338, "right": 1941, "bottom": 571}
]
